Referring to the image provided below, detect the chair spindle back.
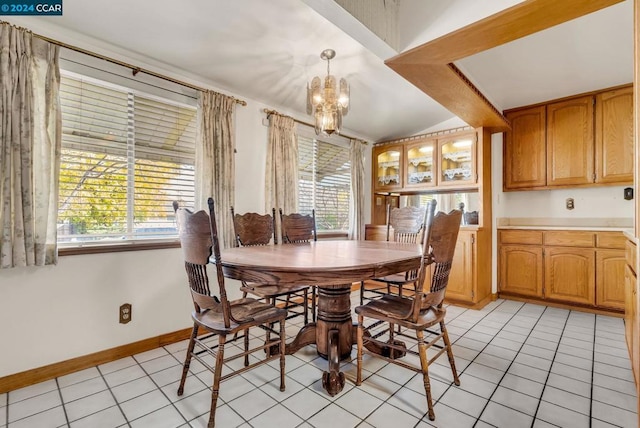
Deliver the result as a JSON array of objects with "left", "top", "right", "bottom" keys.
[{"left": 279, "top": 209, "right": 317, "bottom": 243}]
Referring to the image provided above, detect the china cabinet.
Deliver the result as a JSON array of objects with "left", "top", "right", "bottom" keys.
[
  {"left": 373, "top": 144, "right": 403, "bottom": 191},
  {"left": 404, "top": 138, "right": 436, "bottom": 188},
  {"left": 438, "top": 132, "right": 476, "bottom": 186}
]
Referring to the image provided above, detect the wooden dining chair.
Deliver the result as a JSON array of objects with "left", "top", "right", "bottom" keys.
[
  {"left": 173, "top": 199, "right": 287, "bottom": 428},
  {"left": 360, "top": 204, "right": 428, "bottom": 305},
  {"left": 355, "top": 200, "right": 462, "bottom": 421},
  {"left": 232, "top": 207, "right": 313, "bottom": 324},
  {"left": 279, "top": 208, "right": 318, "bottom": 322}
]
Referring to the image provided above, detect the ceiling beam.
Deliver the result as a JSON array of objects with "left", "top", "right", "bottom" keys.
[
  {"left": 386, "top": 0, "right": 625, "bottom": 130},
  {"left": 390, "top": 0, "right": 625, "bottom": 65},
  {"left": 386, "top": 62, "right": 510, "bottom": 131}
]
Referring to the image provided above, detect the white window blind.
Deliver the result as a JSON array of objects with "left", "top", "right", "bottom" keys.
[
  {"left": 57, "top": 74, "right": 196, "bottom": 244},
  {"left": 298, "top": 135, "right": 351, "bottom": 232}
]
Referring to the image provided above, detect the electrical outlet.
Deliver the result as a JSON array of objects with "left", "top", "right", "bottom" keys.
[
  {"left": 119, "top": 303, "right": 132, "bottom": 324},
  {"left": 566, "top": 198, "right": 575, "bottom": 210}
]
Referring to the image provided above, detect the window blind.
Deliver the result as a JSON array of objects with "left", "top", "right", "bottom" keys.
[
  {"left": 298, "top": 135, "right": 351, "bottom": 232},
  {"left": 58, "top": 74, "right": 196, "bottom": 243}
]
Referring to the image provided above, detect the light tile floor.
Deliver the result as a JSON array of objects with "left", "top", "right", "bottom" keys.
[{"left": 2, "top": 297, "right": 637, "bottom": 428}]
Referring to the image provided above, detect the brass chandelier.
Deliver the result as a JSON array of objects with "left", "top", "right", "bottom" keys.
[{"left": 306, "top": 49, "right": 350, "bottom": 136}]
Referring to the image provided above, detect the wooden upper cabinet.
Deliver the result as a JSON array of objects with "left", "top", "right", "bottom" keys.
[
  {"left": 546, "top": 95, "right": 594, "bottom": 187},
  {"left": 437, "top": 132, "right": 476, "bottom": 186},
  {"left": 504, "top": 106, "right": 546, "bottom": 190},
  {"left": 373, "top": 144, "right": 403, "bottom": 191},
  {"left": 404, "top": 139, "right": 436, "bottom": 188},
  {"left": 595, "top": 86, "right": 633, "bottom": 184}
]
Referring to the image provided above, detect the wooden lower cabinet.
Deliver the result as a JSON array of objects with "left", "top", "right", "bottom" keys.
[
  {"left": 544, "top": 247, "right": 594, "bottom": 305},
  {"left": 498, "top": 229, "right": 625, "bottom": 312},
  {"left": 444, "top": 229, "right": 492, "bottom": 307},
  {"left": 499, "top": 245, "right": 543, "bottom": 297},
  {"left": 624, "top": 239, "right": 638, "bottom": 387},
  {"left": 445, "top": 231, "right": 475, "bottom": 302},
  {"left": 596, "top": 250, "right": 626, "bottom": 310},
  {"left": 625, "top": 265, "right": 637, "bottom": 374},
  {"left": 366, "top": 226, "right": 492, "bottom": 308}
]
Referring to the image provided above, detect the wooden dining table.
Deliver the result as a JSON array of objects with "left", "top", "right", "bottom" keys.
[{"left": 220, "top": 240, "right": 423, "bottom": 396}]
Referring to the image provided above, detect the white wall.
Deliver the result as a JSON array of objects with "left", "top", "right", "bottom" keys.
[
  {"left": 0, "top": 97, "right": 278, "bottom": 378},
  {"left": 0, "top": 23, "right": 373, "bottom": 378}
]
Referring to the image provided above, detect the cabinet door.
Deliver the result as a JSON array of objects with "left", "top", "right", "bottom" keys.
[
  {"left": 595, "top": 86, "right": 633, "bottom": 184},
  {"left": 546, "top": 96, "right": 594, "bottom": 186},
  {"left": 544, "top": 247, "right": 595, "bottom": 305},
  {"left": 438, "top": 132, "right": 476, "bottom": 186},
  {"left": 504, "top": 106, "right": 546, "bottom": 190},
  {"left": 445, "top": 231, "right": 475, "bottom": 302},
  {"left": 405, "top": 139, "right": 436, "bottom": 188},
  {"left": 625, "top": 264, "right": 634, "bottom": 353},
  {"left": 499, "top": 245, "right": 543, "bottom": 297},
  {"left": 373, "top": 145, "right": 403, "bottom": 191},
  {"left": 596, "top": 249, "right": 626, "bottom": 310}
]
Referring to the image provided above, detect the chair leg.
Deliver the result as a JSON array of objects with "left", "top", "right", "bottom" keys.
[
  {"left": 356, "top": 314, "right": 364, "bottom": 386},
  {"left": 416, "top": 330, "right": 435, "bottom": 421},
  {"left": 312, "top": 287, "right": 317, "bottom": 323},
  {"left": 208, "top": 335, "right": 226, "bottom": 428},
  {"left": 244, "top": 329, "right": 250, "bottom": 367},
  {"left": 303, "top": 288, "right": 309, "bottom": 325},
  {"left": 441, "top": 321, "right": 460, "bottom": 386},
  {"left": 178, "top": 324, "right": 198, "bottom": 396},
  {"left": 279, "top": 320, "right": 286, "bottom": 392}
]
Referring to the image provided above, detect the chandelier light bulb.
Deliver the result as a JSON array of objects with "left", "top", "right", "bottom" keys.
[{"left": 307, "top": 49, "right": 349, "bottom": 136}]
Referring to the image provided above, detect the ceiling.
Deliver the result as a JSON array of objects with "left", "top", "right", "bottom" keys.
[{"left": 6, "top": 0, "right": 634, "bottom": 142}]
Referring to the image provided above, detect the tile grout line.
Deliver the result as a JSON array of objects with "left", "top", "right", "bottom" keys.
[
  {"left": 461, "top": 303, "right": 554, "bottom": 428},
  {"left": 95, "top": 363, "right": 132, "bottom": 427},
  {"left": 54, "top": 378, "right": 70, "bottom": 427},
  {"left": 530, "top": 309, "right": 585, "bottom": 427},
  {"left": 407, "top": 299, "right": 532, "bottom": 426}
]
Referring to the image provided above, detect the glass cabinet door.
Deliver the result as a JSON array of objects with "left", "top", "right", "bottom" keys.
[
  {"left": 438, "top": 132, "right": 476, "bottom": 185},
  {"left": 374, "top": 145, "right": 402, "bottom": 190},
  {"left": 405, "top": 139, "right": 436, "bottom": 188}
]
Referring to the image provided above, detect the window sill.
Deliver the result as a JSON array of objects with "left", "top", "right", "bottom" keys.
[
  {"left": 58, "top": 239, "right": 181, "bottom": 256},
  {"left": 317, "top": 231, "right": 349, "bottom": 240},
  {"left": 58, "top": 232, "right": 349, "bottom": 256}
]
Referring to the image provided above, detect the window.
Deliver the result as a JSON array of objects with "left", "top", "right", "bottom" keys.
[
  {"left": 57, "top": 73, "right": 196, "bottom": 244},
  {"left": 298, "top": 134, "right": 351, "bottom": 232}
]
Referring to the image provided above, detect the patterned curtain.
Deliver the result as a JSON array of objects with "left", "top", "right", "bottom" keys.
[
  {"left": 0, "top": 23, "right": 61, "bottom": 269},
  {"left": 265, "top": 114, "right": 298, "bottom": 237},
  {"left": 348, "top": 139, "right": 366, "bottom": 240},
  {"left": 195, "top": 90, "right": 236, "bottom": 249}
]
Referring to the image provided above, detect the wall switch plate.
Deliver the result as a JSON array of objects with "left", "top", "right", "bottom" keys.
[
  {"left": 624, "top": 187, "right": 634, "bottom": 200},
  {"left": 119, "top": 303, "right": 132, "bottom": 324},
  {"left": 566, "top": 198, "right": 574, "bottom": 210}
]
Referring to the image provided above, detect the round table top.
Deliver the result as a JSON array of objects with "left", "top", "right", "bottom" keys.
[{"left": 219, "top": 240, "right": 423, "bottom": 286}]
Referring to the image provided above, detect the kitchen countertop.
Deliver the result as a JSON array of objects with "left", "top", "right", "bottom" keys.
[{"left": 497, "top": 217, "right": 633, "bottom": 233}]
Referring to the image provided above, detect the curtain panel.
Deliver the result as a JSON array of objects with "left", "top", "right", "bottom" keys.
[
  {"left": 195, "top": 90, "right": 236, "bottom": 249},
  {"left": 0, "top": 23, "right": 61, "bottom": 268},
  {"left": 348, "top": 139, "right": 366, "bottom": 240},
  {"left": 265, "top": 114, "right": 298, "bottom": 237}
]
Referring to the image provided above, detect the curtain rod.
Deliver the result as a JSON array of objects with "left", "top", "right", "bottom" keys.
[
  {"left": 262, "top": 108, "right": 367, "bottom": 144},
  {"left": 12, "top": 24, "right": 247, "bottom": 106}
]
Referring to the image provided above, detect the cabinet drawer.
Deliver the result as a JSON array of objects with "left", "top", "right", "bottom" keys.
[
  {"left": 596, "top": 232, "right": 627, "bottom": 249},
  {"left": 626, "top": 240, "right": 637, "bottom": 273},
  {"left": 499, "top": 230, "right": 543, "bottom": 245},
  {"left": 544, "top": 231, "right": 595, "bottom": 247}
]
